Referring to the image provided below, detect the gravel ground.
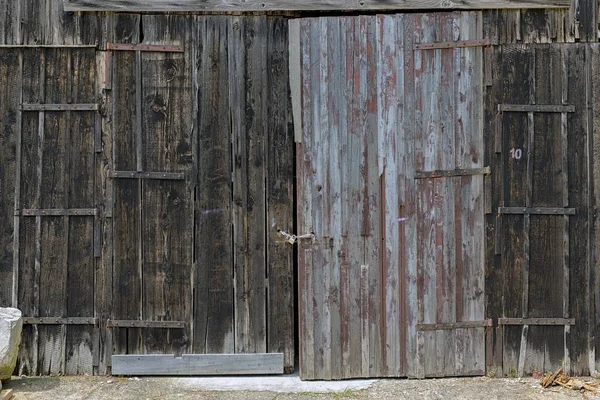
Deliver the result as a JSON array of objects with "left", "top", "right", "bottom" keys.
[{"left": 3, "top": 375, "right": 600, "bottom": 400}]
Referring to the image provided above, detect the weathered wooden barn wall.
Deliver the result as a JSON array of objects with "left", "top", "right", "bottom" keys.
[
  {"left": 0, "top": 1, "right": 295, "bottom": 375},
  {"left": 1, "top": 0, "right": 600, "bottom": 379}
]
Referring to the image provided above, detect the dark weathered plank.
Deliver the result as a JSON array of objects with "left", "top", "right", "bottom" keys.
[
  {"left": 498, "top": 45, "right": 532, "bottom": 376},
  {"left": 16, "top": 48, "right": 43, "bottom": 376},
  {"left": 64, "top": 0, "right": 572, "bottom": 12},
  {"left": 140, "top": 14, "right": 194, "bottom": 356},
  {"left": 0, "top": 0, "right": 20, "bottom": 44},
  {"left": 232, "top": 16, "right": 267, "bottom": 355},
  {"left": 38, "top": 48, "right": 70, "bottom": 375},
  {"left": 65, "top": 48, "right": 96, "bottom": 375},
  {"left": 195, "top": 16, "right": 234, "bottom": 354},
  {"left": 564, "top": 44, "right": 591, "bottom": 375},
  {"left": 266, "top": 17, "right": 295, "bottom": 373},
  {"left": 0, "top": 49, "right": 20, "bottom": 307},
  {"left": 112, "top": 353, "right": 284, "bottom": 375},
  {"left": 111, "top": 13, "right": 142, "bottom": 357}
]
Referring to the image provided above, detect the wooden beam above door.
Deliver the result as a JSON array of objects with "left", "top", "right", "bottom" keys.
[{"left": 63, "top": 0, "right": 570, "bottom": 12}]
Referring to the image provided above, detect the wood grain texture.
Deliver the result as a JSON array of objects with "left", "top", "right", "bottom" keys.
[
  {"left": 232, "top": 16, "right": 268, "bottom": 355},
  {"left": 63, "top": 0, "right": 572, "bottom": 11},
  {"left": 195, "top": 16, "right": 234, "bottom": 355},
  {"left": 139, "top": 14, "right": 194, "bottom": 356},
  {"left": 0, "top": 49, "right": 20, "bottom": 307},
  {"left": 111, "top": 14, "right": 143, "bottom": 357},
  {"left": 266, "top": 17, "right": 295, "bottom": 372}
]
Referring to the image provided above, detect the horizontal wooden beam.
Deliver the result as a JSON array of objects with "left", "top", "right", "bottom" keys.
[
  {"left": 23, "top": 317, "right": 98, "bottom": 325},
  {"left": 498, "top": 318, "right": 575, "bottom": 326},
  {"left": 498, "top": 207, "right": 576, "bottom": 215},
  {"left": 111, "top": 353, "right": 284, "bottom": 375},
  {"left": 414, "top": 39, "right": 489, "bottom": 50},
  {"left": 22, "top": 103, "right": 99, "bottom": 111},
  {"left": 414, "top": 166, "right": 491, "bottom": 179},
  {"left": 106, "top": 43, "right": 184, "bottom": 53},
  {"left": 106, "top": 319, "right": 186, "bottom": 328},
  {"left": 111, "top": 171, "right": 186, "bottom": 180},
  {"left": 17, "top": 208, "right": 98, "bottom": 216},
  {"left": 63, "top": 0, "right": 571, "bottom": 12},
  {"left": 0, "top": 45, "right": 97, "bottom": 48},
  {"left": 498, "top": 104, "right": 575, "bottom": 113},
  {"left": 416, "top": 320, "right": 492, "bottom": 331}
]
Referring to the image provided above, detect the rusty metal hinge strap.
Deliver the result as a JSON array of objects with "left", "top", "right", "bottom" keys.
[
  {"left": 414, "top": 38, "right": 489, "bottom": 50},
  {"left": 416, "top": 319, "right": 492, "bottom": 331},
  {"left": 23, "top": 317, "right": 98, "bottom": 325},
  {"left": 16, "top": 208, "right": 98, "bottom": 216},
  {"left": 106, "top": 43, "right": 183, "bottom": 53},
  {"left": 498, "top": 104, "right": 575, "bottom": 113},
  {"left": 22, "top": 103, "right": 99, "bottom": 111},
  {"left": 499, "top": 318, "right": 574, "bottom": 326},
  {"left": 415, "top": 166, "right": 491, "bottom": 179},
  {"left": 106, "top": 319, "right": 186, "bottom": 328},
  {"left": 111, "top": 171, "right": 186, "bottom": 180},
  {"left": 498, "top": 207, "right": 575, "bottom": 215}
]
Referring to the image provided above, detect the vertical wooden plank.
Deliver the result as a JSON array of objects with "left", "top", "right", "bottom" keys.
[
  {"left": 195, "top": 16, "right": 234, "bottom": 354},
  {"left": 139, "top": 14, "right": 194, "bottom": 356},
  {"left": 0, "top": 0, "right": 21, "bottom": 45},
  {"left": 360, "top": 15, "right": 382, "bottom": 379},
  {"left": 96, "top": 46, "right": 113, "bottom": 375},
  {"left": 266, "top": 17, "right": 295, "bottom": 372},
  {"left": 526, "top": 45, "right": 566, "bottom": 375},
  {"left": 325, "top": 17, "right": 342, "bottom": 380},
  {"left": 315, "top": 17, "right": 333, "bottom": 381},
  {"left": 232, "top": 16, "right": 268, "bottom": 355},
  {"left": 344, "top": 16, "right": 364, "bottom": 380},
  {"left": 456, "top": 11, "right": 486, "bottom": 376},
  {"left": 590, "top": 44, "right": 600, "bottom": 376},
  {"left": 38, "top": 48, "right": 70, "bottom": 375},
  {"left": 17, "top": 48, "right": 43, "bottom": 376},
  {"left": 403, "top": 13, "right": 418, "bottom": 379},
  {"left": 499, "top": 45, "right": 531, "bottom": 376},
  {"left": 111, "top": 13, "right": 142, "bottom": 357},
  {"left": 0, "top": 49, "right": 20, "bottom": 307},
  {"left": 565, "top": 44, "right": 591, "bottom": 376},
  {"left": 65, "top": 48, "right": 96, "bottom": 375},
  {"left": 378, "top": 14, "right": 401, "bottom": 377},
  {"left": 439, "top": 12, "right": 457, "bottom": 378},
  {"left": 297, "top": 17, "right": 314, "bottom": 380},
  {"left": 337, "top": 16, "right": 350, "bottom": 379}
]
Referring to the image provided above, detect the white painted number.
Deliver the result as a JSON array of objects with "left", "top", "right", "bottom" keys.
[{"left": 509, "top": 148, "right": 523, "bottom": 160}]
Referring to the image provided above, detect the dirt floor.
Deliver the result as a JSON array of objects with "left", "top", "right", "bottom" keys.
[{"left": 2, "top": 375, "right": 600, "bottom": 400}]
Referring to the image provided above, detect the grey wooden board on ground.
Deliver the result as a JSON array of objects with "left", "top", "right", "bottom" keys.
[{"left": 111, "top": 354, "right": 284, "bottom": 375}]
